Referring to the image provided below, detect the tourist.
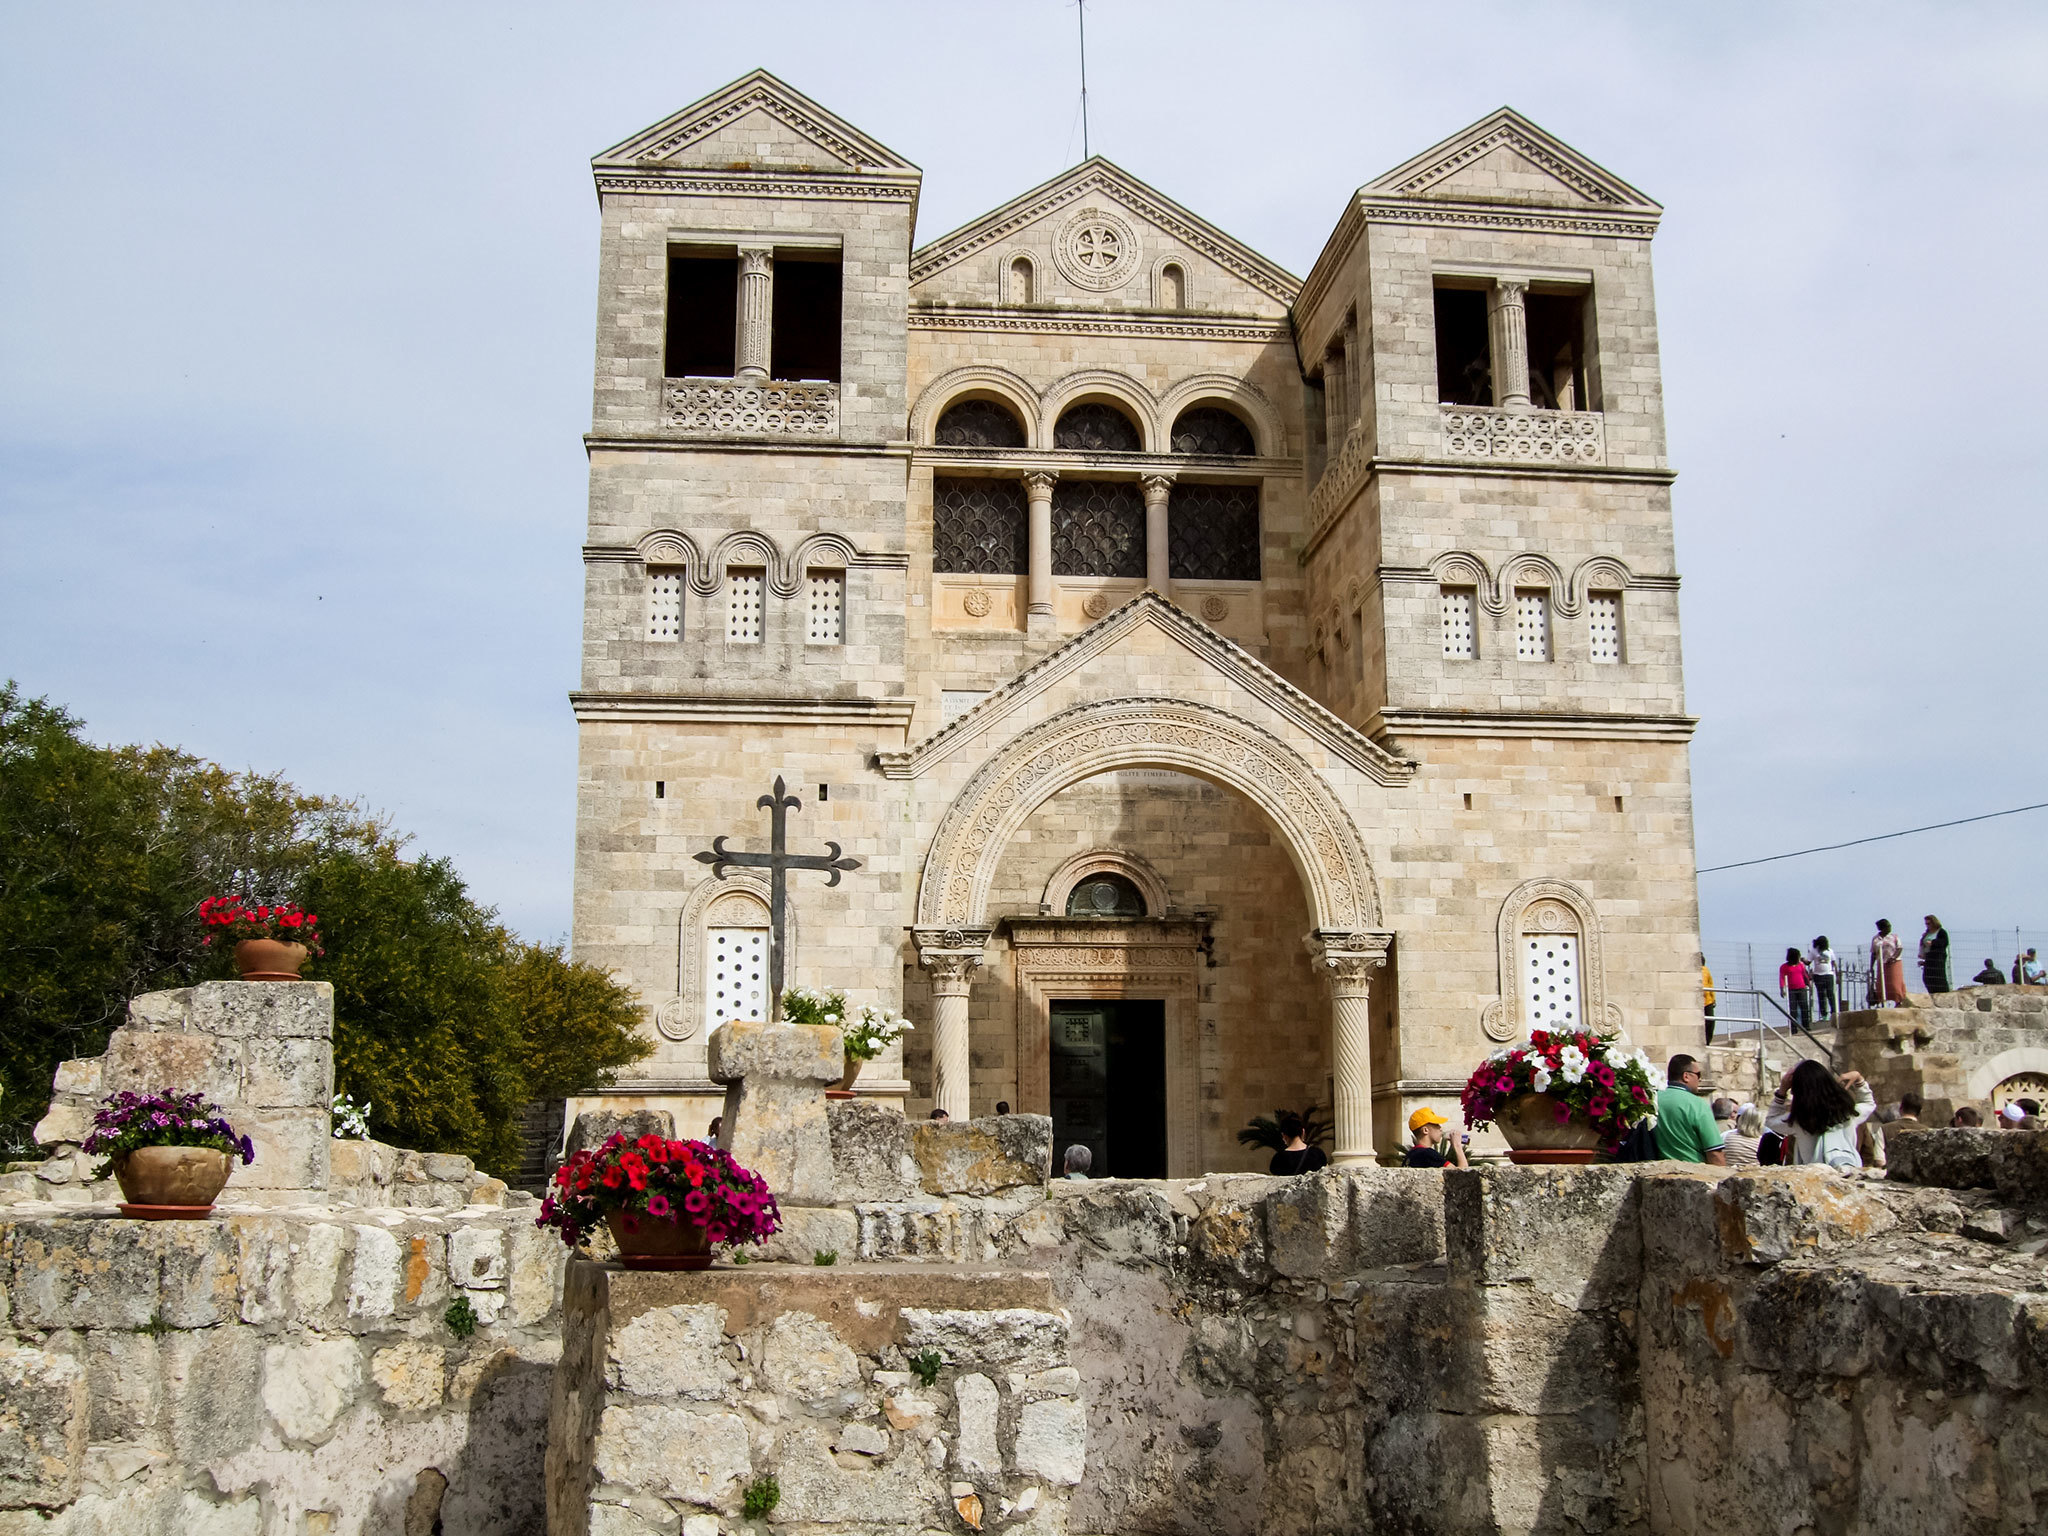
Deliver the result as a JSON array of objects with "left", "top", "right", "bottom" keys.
[
  {"left": 1869, "top": 920, "right": 1907, "bottom": 1007},
  {"left": 1974, "top": 958, "right": 2008, "bottom": 985},
  {"left": 1402, "top": 1107, "right": 1468, "bottom": 1169},
  {"left": 1655, "top": 1056, "right": 1727, "bottom": 1165},
  {"left": 1808, "top": 937, "right": 1841, "bottom": 1022},
  {"left": 1951, "top": 1105, "right": 1982, "bottom": 1128},
  {"left": 1724, "top": 1105, "right": 1765, "bottom": 1168},
  {"left": 1765, "top": 1062, "right": 1875, "bottom": 1171},
  {"left": 928, "top": 1107, "right": 950, "bottom": 1121},
  {"left": 1062, "top": 1144, "right": 1092, "bottom": 1179},
  {"left": 1881, "top": 1093, "right": 1924, "bottom": 1157},
  {"left": 1858, "top": 1104, "right": 1894, "bottom": 1169},
  {"left": 994, "top": 1101, "right": 1011, "bottom": 1115},
  {"left": 2019, "top": 948, "right": 2045, "bottom": 986},
  {"left": 1269, "top": 1110, "right": 1331, "bottom": 1175},
  {"left": 1701, "top": 955, "right": 1716, "bottom": 1044},
  {"left": 1920, "top": 915, "right": 1951, "bottom": 994},
  {"left": 708, "top": 1115, "right": 722, "bottom": 1144},
  {"left": 1779, "top": 947, "right": 1813, "bottom": 1033}
]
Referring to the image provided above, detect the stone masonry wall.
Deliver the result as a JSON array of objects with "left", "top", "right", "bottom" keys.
[{"left": 1836, "top": 987, "right": 2048, "bottom": 1125}]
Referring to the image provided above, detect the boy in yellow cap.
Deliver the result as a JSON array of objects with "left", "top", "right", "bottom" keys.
[{"left": 1405, "top": 1107, "right": 1470, "bottom": 1169}]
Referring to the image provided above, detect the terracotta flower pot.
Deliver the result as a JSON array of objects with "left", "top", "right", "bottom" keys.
[
  {"left": 825, "top": 1054, "right": 865, "bottom": 1100},
  {"left": 114, "top": 1146, "right": 232, "bottom": 1216},
  {"left": 606, "top": 1210, "right": 714, "bottom": 1270},
  {"left": 1496, "top": 1092, "right": 1605, "bottom": 1164},
  {"left": 234, "top": 939, "right": 309, "bottom": 981}
]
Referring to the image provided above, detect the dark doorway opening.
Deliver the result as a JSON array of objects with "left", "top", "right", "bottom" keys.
[{"left": 1048, "top": 999, "right": 1167, "bottom": 1179}]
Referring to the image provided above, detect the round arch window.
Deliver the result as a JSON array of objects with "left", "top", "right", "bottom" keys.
[
  {"left": 1053, "top": 401, "right": 1142, "bottom": 453},
  {"left": 1066, "top": 873, "right": 1146, "bottom": 917},
  {"left": 935, "top": 397, "right": 1026, "bottom": 448},
  {"left": 1170, "top": 405, "right": 1256, "bottom": 457}
]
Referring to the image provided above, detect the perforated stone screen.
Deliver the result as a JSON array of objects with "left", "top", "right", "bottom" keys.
[
  {"left": 935, "top": 398, "right": 1026, "bottom": 448},
  {"left": 1053, "top": 403, "right": 1141, "bottom": 453},
  {"left": 1170, "top": 407, "right": 1255, "bottom": 457},
  {"left": 1514, "top": 589, "right": 1550, "bottom": 661},
  {"left": 1441, "top": 587, "right": 1476, "bottom": 660},
  {"left": 1522, "top": 934, "right": 1581, "bottom": 1030},
  {"left": 706, "top": 928, "right": 768, "bottom": 1029},
  {"left": 806, "top": 571, "right": 843, "bottom": 645},
  {"left": 646, "top": 569, "right": 684, "bottom": 642},
  {"left": 1588, "top": 592, "right": 1622, "bottom": 663},
  {"left": 727, "top": 569, "right": 765, "bottom": 643}
]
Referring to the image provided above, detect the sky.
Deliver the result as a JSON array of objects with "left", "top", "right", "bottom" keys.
[{"left": 4, "top": 1, "right": 2046, "bottom": 963}]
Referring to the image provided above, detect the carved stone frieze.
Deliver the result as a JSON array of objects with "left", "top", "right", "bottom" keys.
[
  {"left": 1441, "top": 405, "right": 1603, "bottom": 465},
  {"left": 663, "top": 379, "right": 839, "bottom": 438}
]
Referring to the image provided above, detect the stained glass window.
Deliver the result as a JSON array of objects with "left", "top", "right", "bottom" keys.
[
  {"left": 1167, "top": 484, "right": 1260, "bottom": 581},
  {"left": 933, "top": 477, "right": 1027, "bottom": 575},
  {"left": 1052, "top": 480, "right": 1145, "bottom": 577}
]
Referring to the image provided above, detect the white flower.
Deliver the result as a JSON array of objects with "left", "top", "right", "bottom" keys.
[
  {"left": 1602, "top": 1046, "right": 1628, "bottom": 1070},
  {"left": 1531, "top": 1067, "right": 1554, "bottom": 1094},
  {"left": 824, "top": 1013, "right": 840, "bottom": 1024},
  {"left": 1557, "top": 1044, "right": 1589, "bottom": 1085},
  {"left": 1488, "top": 1048, "right": 1511, "bottom": 1063}
]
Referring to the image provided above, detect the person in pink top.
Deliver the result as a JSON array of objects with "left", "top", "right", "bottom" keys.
[{"left": 1779, "top": 946, "right": 1813, "bottom": 1033}]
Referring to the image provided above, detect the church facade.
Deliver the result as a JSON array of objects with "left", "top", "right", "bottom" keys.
[{"left": 568, "top": 70, "right": 1700, "bottom": 1172}]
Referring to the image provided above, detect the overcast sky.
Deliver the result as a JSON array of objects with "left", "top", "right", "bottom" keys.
[{"left": 4, "top": 2, "right": 2045, "bottom": 970}]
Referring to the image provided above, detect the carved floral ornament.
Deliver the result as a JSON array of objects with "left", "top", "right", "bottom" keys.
[
  {"left": 914, "top": 696, "right": 1382, "bottom": 933},
  {"left": 962, "top": 589, "right": 994, "bottom": 617},
  {"left": 1200, "top": 596, "right": 1230, "bottom": 623},
  {"left": 1054, "top": 207, "right": 1141, "bottom": 291}
]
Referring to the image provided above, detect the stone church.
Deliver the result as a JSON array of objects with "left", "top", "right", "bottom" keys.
[{"left": 568, "top": 69, "right": 1700, "bottom": 1173}]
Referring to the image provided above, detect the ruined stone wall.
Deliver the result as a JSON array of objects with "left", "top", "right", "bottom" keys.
[{"left": 1836, "top": 987, "right": 2048, "bottom": 1124}]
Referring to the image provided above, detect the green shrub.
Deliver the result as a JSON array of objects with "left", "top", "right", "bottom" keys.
[{"left": 742, "top": 1475, "right": 780, "bottom": 1519}]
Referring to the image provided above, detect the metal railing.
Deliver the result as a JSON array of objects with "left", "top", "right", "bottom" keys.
[{"left": 1708, "top": 988, "right": 1834, "bottom": 1100}]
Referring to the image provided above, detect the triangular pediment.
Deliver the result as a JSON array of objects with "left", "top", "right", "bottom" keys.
[
  {"left": 909, "top": 157, "right": 1298, "bottom": 309},
  {"left": 595, "top": 69, "right": 919, "bottom": 177},
  {"left": 1365, "top": 108, "right": 1657, "bottom": 212},
  {"left": 878, "top": 593, "right": 1413, "bottom": 784}
]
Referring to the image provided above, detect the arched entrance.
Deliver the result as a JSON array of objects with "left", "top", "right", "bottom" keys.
[{"left": 911, "top": 696, "right": 1393, "bottom": 1165}]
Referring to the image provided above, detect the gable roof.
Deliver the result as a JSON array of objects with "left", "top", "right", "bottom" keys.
[
  {"left": 909, "top": 157, "right": 1300, "bottom": 308},
  {"left": 594, "top": 68, "right": 920, "bottom": 179},
  {"left": 1363, "top": 107, "right": 1659, "bottom": 214},
  {"left": 876, "top": 591, "right": 1414, "bottom": 784}
]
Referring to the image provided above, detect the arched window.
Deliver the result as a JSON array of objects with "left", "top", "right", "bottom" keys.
[
  {"left": 1158, "top": 262, "right": 1186, "bottom": 310},
  {"left": 1054, "top": 401, "right": 1142, "bottom": 453},
  {"left": 935, "top": 398, "right": 1026, "bottom": 449},
  {"left": 1170, "top": 406, "right": 1256, "bottom": 457},
  {"left": 1066, "top": 873, "right": 1146, "bottom": 917},
  {"left": 1009, "top": 255, "right": 1035, "bottom": 305}
]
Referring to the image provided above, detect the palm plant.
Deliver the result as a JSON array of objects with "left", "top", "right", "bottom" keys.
[{"left": 1235, "top": 1106, "right": 1334, "bottom": 1152}]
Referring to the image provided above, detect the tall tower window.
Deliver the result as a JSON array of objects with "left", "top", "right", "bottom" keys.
[
  {"left": 646, "top": 569, "right": 684, "bottom": 642},
  {"left": 727, "top": 568, "right": 765, "bottom": 643},
  {"left": 664, "top": 254, "right": 739, "bottom": 378},
  {"left": 1514, "top": 589, "right": 1551, "bottom": 660},
  {"left": 1441, "top": 586, "right": 1476, "bottom": 660},
  {"left": 1587, "top": 591, "right": 1623, "bottom": 663},
  {"left": 1433, "top": 284, "right": 1492, "bottom": 405},
  {"left": 805, "top": 571, "right": 844, "bottom": 645},
  {"left": 769, "top": 253, "right": 843, "bottom": 382}
]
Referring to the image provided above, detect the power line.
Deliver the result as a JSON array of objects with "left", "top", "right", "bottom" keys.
[{"left": 1698, "top": 801, "right": 2048, "bottom": 874}]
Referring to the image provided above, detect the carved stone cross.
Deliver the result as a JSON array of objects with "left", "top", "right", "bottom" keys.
[{"left": 694, "top": 776, "right": 859, "bottom": 1020}]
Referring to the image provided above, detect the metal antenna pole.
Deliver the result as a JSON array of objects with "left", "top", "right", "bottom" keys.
[{"left": 1078, "top": 0, "right": 1090, "bottom": 160}]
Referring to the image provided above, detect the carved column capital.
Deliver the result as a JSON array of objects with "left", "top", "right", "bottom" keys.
[
  {"left": 914, "top": 928, "right": 992, "bottom": 988},
  {"left": 1306, "top": 930, "right": 1393, "bottom": 990},
  {"left": 1022, "top": 471, "right": 1060, "bottom": 499},
  {"left": 1140, "top": 473, "right": 1176, "bottom": 503},
  {"left": 737, "top": 245, "right": 774, "bottom": 277}
]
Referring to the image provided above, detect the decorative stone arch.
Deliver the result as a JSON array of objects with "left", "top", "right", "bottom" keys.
[
  {"left": 1151, "top": 256, "right": 1190, "bottom": 311},
  {"left": 696, "top": 530, "right": 783, "bottom": 597},
  {"left": 911, "top": 366, "right": 1041, "bottom": 448},
  {"left": 1158, "top": 374, "right": 1282, "bottom": 458},
  {"left": 914, "top": 695, "right": 1382, "bottom": 934},
  {"left": 655, "top": 875, "right": 794, "bottom": 1043},
  {"left": 1569, "top": 555, "right": 1634, "bottom": 613},
  {"left": 1429, "top": 550, "right": 1495, "bottom": 607},
  {"left": 1967, "top": 1046, "right": 2048, "bottom": 1103},
  {"left": 1495, "top": 552, "right": 1569, "bottom": 616},
  {"left": 1041, "top": 848, "right": 1171, "bottom": 917},
  {"left": 636, "top": 529, "right": 704, "bottom": 584},
  {"left": 1040, "top": 370, "right": 1161, "bottom": 454},
  {"left": 1001, "top": 250, "right": 1037, "bottom": 306},
  {"left": 783, "top": 532, "right": 856, "bottom": 597},
  {"left": 1479, "top": 877, "right": 1619, "bottom": 1043}
]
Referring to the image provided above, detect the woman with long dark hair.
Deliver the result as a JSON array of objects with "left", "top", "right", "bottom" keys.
[{"left": 1764, "top": 1061, "right": 1875, "bottom": 1171}]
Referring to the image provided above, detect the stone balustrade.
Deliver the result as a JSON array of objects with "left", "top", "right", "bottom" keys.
[
  {"left": 661, "top": 378, "right": 839, "bottom": 438},
  {"left": 1440, "top": 402, "right": 1605, "bottom": 464}
]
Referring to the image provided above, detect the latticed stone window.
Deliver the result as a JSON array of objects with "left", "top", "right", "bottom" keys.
[
  {"left": 646, "top": 568, "right": 684, "bottom": 643},
  {"left": 1514, "top": 589, "right": 1551, "bottom": 660},
  {"left": 933, "top": 477, "right": 1027, "bottom": 574},
  {"left": 727, "top": 568, "right": 765, "bottom": 643},
  {"left": 1587, "top": 592, "right": 1623, "bottom": 663},
  {"left": 935, "top": 398, "right": 1026, "bottom": 448},
  {"left": 1053, "top": 402, "right": 1142, "bottom": 453},
  {"left": 1052, "top": 481, "right": 1145, "bottom": 577},
  {"left": 1167, "top": 484, "right": 1260, "bottom": 580},
  {"left": 805, "top": 571, "right": 843, "bottom": 645},
  {"left": 706, "top": 928, "right": 767, "bottom": 1030},
  {"left": 1521, "top": 934, "right": 1580, "bottom": 1029},
  {"left": 1170, "top": 407, "right": 1255, "bottom": 457},
  {"left": 1441, "top": 586, "right": 1477, "bottom": 660}
]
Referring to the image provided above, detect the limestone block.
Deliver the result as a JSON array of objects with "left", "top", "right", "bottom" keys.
[
  {"left": 128, "top": 988, "right": 193, "bottom": 1031},
  {"left": 149, "top": 1218, "right": 240, "bottom": 1327},
  {"left": 1710, "top": 1171, "right": 1899, "bottom": 1266},
  {"left": 1264, "top": 1169, "right": 1446, "bottom": 1279},
  {"left": 235, "top": 1108, "right": 330, "bottom": 1191},
  {"left": 1886, "top": 1128, "right": 2004, "bottom": 1191},
  {"left": 29, "top": 1100, "right": 93, "bottom": 1148},
  {"left": 175, "top": 1492, "right": 264, "bottom": 1536},
  {"left": 371, "top": 1339, "right": 446, "bottom": 1413},
  {"left": 8, "top": 1218, "right": 161, "bottom": 1330},
  {"left": 1013, "top": 1397, "right": 1086, "bottom": 1485},
  {"left": 329, "top": 1138, "right": 398, "bottom": 1196},
  {"left": 835, "top": 1420, "right": 889, "bottom": 1455},
  {"left": 240, "top": 1037, "right": 332, "bottom": 1108},
  {"left": 708, "top": 1022, "right": 840, "bottom": 1203},
  {"left": 761, "top": 1310, "right": 862, "bottom": 1411},
  {"left": 508, "top": 1223, "right": 566, "bottom": 1326},
  {"left": 953, "top": 1372, "right": 1000, "bottom": 1481},
  {"left": 592, "top": 1405, "right": 750, "bottom": 1506},
  {"left": 827, "top": 1098, "right": 921, "bottom": 1200},
  {"left": 567, "top": 1108, "right": 677, "bottom": 1159},
  {"left": 102, "top": 1026, "right": 241, "bottom": 1104},
  {"left": 0, "top": 1343, "right": 88, "bottom": 1509},
  {"left": 291, "top": 1221, "right": 350, "bottom": 1320},
  {"left": 348, "top": 1224, "right": 402, "bottom": 1319},
  {"left": 163, "top": 1326, "right": 262, "bottom": 1465},
  {"left": 901, "top": 1308, "right": 1069, "bottom": 1372},
  {"left": 753, "top": 1203, "right": 857, "bottom": 1265},
  {"left": 263, "top": 1337, "right": 364, "bottom": 1444},
  {"left": 423, "top": 1153, "right": 474, "bottom": 1182},
  {"left": 909, "top": 1115, "right": 1052, "bottom": 1196},
  {"left": 609, "top": 1303, "right": 735, "bottom": 1400},
  {"left": 1443, "top": 1167, "right": 1641, "bottom": 1307},
  {"left": 771, "top": 1423, "right": 945, "bottom": 1526},
  {"left": 449, "top": 1226, "right": 507, "bottom": 1290},
  {"left": 188, "top": 980, "right": 334, "bottom": 1040},
  {"left": 87, "top": 1329, "right": 161, "bottom": 1440}
]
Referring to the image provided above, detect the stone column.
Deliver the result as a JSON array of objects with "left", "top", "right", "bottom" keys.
[
  {"left": 1307, "top": 932, "right": 1393, "bottom": 1165},
  {"left": 916, "top": 929, "right": 990, "bottom": 1119},
  {"left": 1024, "top": 472, "right": 1058, "bottom": 637},
  {"left": 1489, "top": 279, "right": 1530, "bottom": 409},
  {"left": 736, "top": 245, "right": 774, "bottom": 381},
  {"left": 1321, "top": 346, "right": 1349, "bottom": 451},
  {"left": 1141, "top": 474, "right": 1174, "bottom": 594},
  {"left": 1343, "top": 314, "right": 1363, "bottom": 430}
]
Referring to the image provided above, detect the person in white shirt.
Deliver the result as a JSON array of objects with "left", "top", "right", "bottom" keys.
[{"left": 1806, "top": 937, "right": 1840, "bottom": 1022}]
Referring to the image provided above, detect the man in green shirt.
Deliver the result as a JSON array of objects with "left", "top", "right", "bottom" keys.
[{"left": 1656, "top": 1055, "right": 1728, "bottom": 1165}]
